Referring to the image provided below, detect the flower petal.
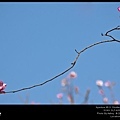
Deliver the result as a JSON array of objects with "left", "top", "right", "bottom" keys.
[
  {"left": 0, "top": 86, "right": 3, "bottom": 91},
  {"left": 118, "top": 7, "right": 120, "bottom": 12},
  {"left": 0, "top": 81, "right": 3, "bottom": 86}
]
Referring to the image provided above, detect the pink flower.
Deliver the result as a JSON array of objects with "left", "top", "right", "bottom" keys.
[
  {"left": 61, "top": 79, "right": 67, "bottom": 86},
  {"left": 104, "top": 81, "right": 111, "bottom": 87},
  {"left": 98, "top": 89, "right": 104, "bottom": 95},
  {"left": 104, "top": 81, "right": 115, "bottom": 88},
  {"left": 113, "top": 100, "right": 119, "bottom": 105},
  {"left": 96, "top": 80, "right": 103, "bottom": 87},
  {"left": 117, "top": 7, "right": 120, "bottom": 12},
  {"left": 56, "top": 93, "right": 63, "bottom": 99},
  {"left": 31, "top": 102, "right": 40, "bottom": 104},
  {"left": 69, "top": 71, "right": 77, "bottom": 78},
  {"left": 0, "top": 80, "right": 6, "bottom": 94},
  {"left": 103, "top": 97, "right": 108, "bottom": 103}
]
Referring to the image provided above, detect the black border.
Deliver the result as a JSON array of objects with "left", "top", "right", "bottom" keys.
[{"left": 0, "top": 105, "right": 120, "bottom": 119}]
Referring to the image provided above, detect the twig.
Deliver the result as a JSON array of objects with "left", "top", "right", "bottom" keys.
[
  {"left": 102, "top": 25, "right": 120, "bottom": 40},
  {"left": 4, "top": 26, "right": 120, "bottom": 94},
  {"left": 82, "top": 89, "right": 90, "bottom": 104}
]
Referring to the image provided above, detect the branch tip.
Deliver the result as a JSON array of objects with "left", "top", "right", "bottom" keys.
[
  {"left": 101, "top": 33, "right": 104, "bottom": 36},
  {"left": 75, "top": 49, "right": 79, "bottom": 54}
]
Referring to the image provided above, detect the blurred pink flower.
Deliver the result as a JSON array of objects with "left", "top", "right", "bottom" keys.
[
  {"left": 99, "top": 89, "right": 104, "bottom": 95},
  {"left": 69, "top": 71, "right": 77, "bottom": 78},
  {"left": 117, "top": 6, "right": 120, "bottom": 12},
  {"left": 113, "top": 100, "right": 119, "bottom": 105},
  {"left": 104, "top": 81, "right": 115, "bottom": 88},
  {"left": 31, "top": 101, "right": 35, "bottom": 104},
  {"left": 103, "top": 97, "right": 108, "bottom": 103},
  {"left": 31, "top": 101, "right": 40, "bottom": 104},
  {"left": 96, "top": 80, "right": 103, "bottom": 87},
  {"left": 0, "top": 80, "right": 6, "bottom": 93},
  {"left": 61, "top": 79, "right": 67, "bottom": 86},
  {"left": 56, "top": 93, "right": 63, "bottom": 99},
  {"left": 104, "top": 81, "right": 111, "bottom": 87}
]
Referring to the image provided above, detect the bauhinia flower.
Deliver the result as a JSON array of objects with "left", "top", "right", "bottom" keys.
[{"left": 0, "top": 80, "right": 6, "bottom": 94}]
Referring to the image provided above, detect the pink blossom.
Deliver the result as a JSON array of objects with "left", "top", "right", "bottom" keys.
[
  {"left": 104, "top": 81, "right": 115, "bottom": 88},
  {"left": 113, "top": 100, "right": 119, "bottom": 105},
  {"left": 61, "top": 79, "right": 67, "bottom": 86},
  {"left": 103, "top": 97, "right": 108, "bottom": 103},
  {"left": 56, "top": 93, "right": 63, "bottom": 99},
  {"left": 96, "top": 80, "right": 103, "bottom": 87},
  {"left": 117, "top": 7, "right": 120, "bottom": 12},
  {"left": 69, "top": 71, "right": 77, "bottom": 78},
  {"left": 104, "top": 81, "right": 111, "bottom": 87},
  {"left": 98, "top": 89, "right": 104, "bottom": 95},
  {"left": 31, "top": 101, "right": 40, "bottom": 104},
  {"left": 0, "top": 81, "right": 3, "bottom": 86},
  {"left": 0, "top": 80, "right": 6, "bottom": 93}
]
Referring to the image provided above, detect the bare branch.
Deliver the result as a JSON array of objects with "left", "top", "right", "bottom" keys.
[
  {"left": 82, "top": 89, "right": 91, "bottom": 104},
  {"left": 102, "top": 25, "right": 120, "bottom": 40},
  {"left": 5, "top": 65, "right": 74, "bottom": 93},
  {"left": 105, "top": 26, "right": 120, "bottom": 35},
  {"left": 72, "top": 39, "right": 120, "bottom": 65},
  {"left": 4, "top": 26, "right": 120, "bottom": 94},
  {"left": 75, "top": 49, "right": 79, "bottom": 54}
]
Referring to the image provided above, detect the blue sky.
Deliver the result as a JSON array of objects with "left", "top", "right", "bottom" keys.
[{"left": 0, "top": 2, "right": 120, "bottom": 104}]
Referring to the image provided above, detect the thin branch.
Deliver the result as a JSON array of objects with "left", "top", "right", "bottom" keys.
[
  {"left": 105, "top": 26, "right": 120, "bottom": 35},
  {"left": 4, "top": 26, "right": 120, "bottom": 94},
  {"left": 5, "top": 65, "right": 74, "bottom": 93},
  {"left": 72, "top": 39, "right": 120, "bottom": 65},
  {"left": 75, "top": 49, "right": 79, "bottom": 54},
  {"left": 82, "top": 89, "right": 91, "bottom": 104},
  {"left": 102, "top": 25, "right": 120, "bottom": 40}
]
